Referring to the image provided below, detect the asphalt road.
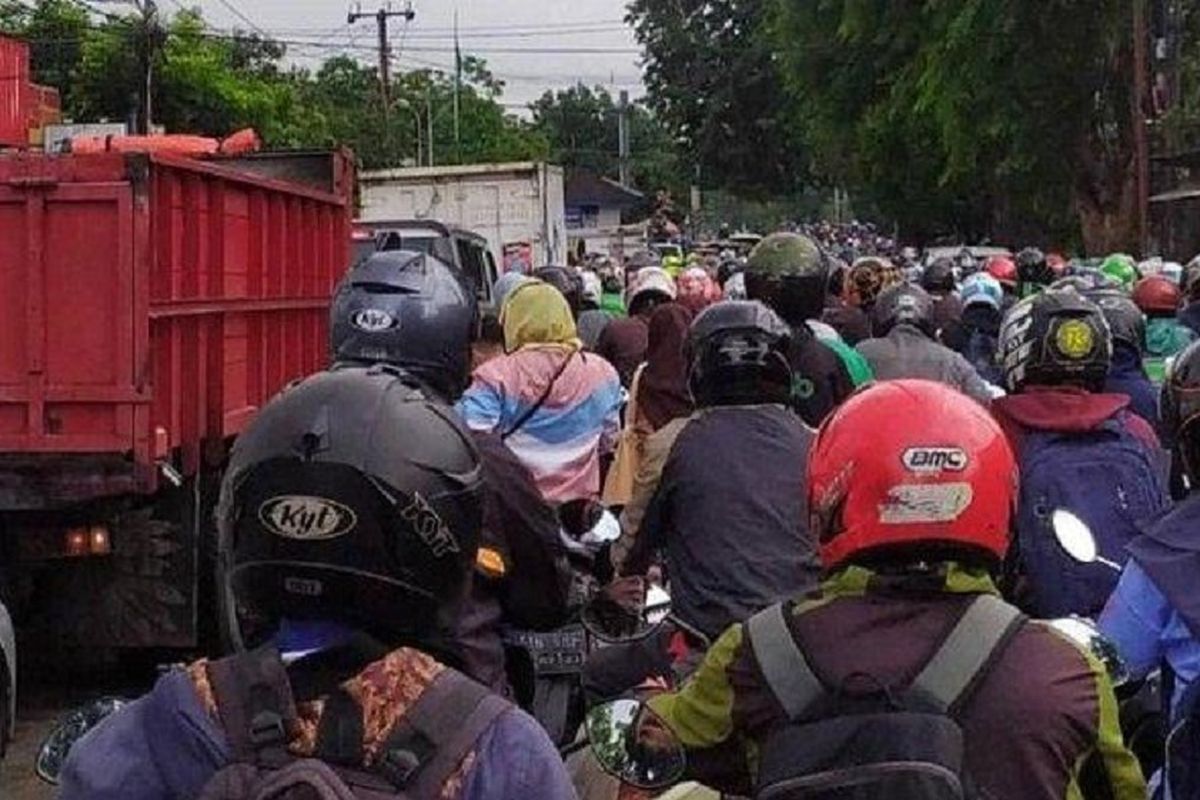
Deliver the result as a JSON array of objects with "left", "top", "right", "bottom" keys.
[
  {"left": 2, "top": 689, "right": 60, "bottom": 800},
  {"left": 0, "top": 655, "right": 156, "bottom": 800}
]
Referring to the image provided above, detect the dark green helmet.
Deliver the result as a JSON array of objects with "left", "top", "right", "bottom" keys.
[
  {"left": 744, "top": 232, "right": 830, "bottom": 325},
  {"left": 1084, "top": 288, "right": 1146, "bottom": 355}
]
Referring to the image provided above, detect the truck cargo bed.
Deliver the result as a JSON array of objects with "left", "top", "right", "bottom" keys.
[{"left": 0, "top": 151, "right": 350, "bottom": 504}]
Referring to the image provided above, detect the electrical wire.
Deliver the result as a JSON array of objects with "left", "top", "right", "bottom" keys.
[
  {"left": 226, "top": 18, "right": 628, "bottom": 36},
  {"left": 208, "top": 0, "right": 267, "bottom": 36}
]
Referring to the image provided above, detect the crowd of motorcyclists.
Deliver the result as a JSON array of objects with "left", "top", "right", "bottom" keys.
[{"left": 45, "top": 228, "right": 1200, "bottom": 800}]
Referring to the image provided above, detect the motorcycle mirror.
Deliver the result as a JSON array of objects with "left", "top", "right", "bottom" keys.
[
  {"left": 36, "top": 697, "right": 127, "bottom": 785},
  {"left": 1051, "top": 509, "right": 1122, "bottom": 572},
  {"left": 583, "top": 509, "right": 622, "bottom": 546},
  {"left": 1048, "top": 617, "right": 1130, "bottom": 687},
  {"left": 585, "top": 699, "right": 686, "bottom": 790},
  {"left": 1052, "top": 509, "right": 1097, "bottom": 563},
  {"left": 581, "top": 582, "right": 672, "bottom": 644}
]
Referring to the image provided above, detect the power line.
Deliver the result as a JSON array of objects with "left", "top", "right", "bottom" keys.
[
  {"left": 200, "top": 18, "right": 628, "bottom": 36},
  {"left": 21, "top": 31, "right": 642, "bottom": 56},
  {"left": 202, "top": 23, "right": 629, "bottom": 39},
  {"left": 208, "top": 0, "right": 266, "bottom": 36}
]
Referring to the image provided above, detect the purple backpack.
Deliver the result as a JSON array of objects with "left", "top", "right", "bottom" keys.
[{"left": 1014, "top": 414, "right": 1169, "bottom": 618}]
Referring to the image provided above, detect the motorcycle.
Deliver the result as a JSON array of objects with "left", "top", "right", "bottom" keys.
[
  {"left": 34, "top": 697, "right": 126, "bottom": 785},
  {"left": 504, "top": 502, "right": 674, "bottom": 746}
]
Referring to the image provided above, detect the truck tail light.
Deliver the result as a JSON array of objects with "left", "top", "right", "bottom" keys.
[{"left": 64, "top": 525, "right": 111, "bottom": 557}]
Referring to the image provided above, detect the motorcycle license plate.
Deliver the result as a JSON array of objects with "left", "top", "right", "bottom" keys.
[{"left": 508, "top": 628, "right": 587, "bottom": 676}]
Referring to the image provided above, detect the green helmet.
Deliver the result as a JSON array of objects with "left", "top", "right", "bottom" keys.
[
  {"left": 747, "top": 232, "right": 826, "bottom": 277},
  {"left": 745, "top": 233, "right": 829, "bottom": 324},
  {"left": 1099, "top": 254, "right": 1139, "bottom": 291}
]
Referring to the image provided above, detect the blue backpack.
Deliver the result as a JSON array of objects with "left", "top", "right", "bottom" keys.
[{"left": 1015, "top": 415, "right": 1168, "bottom": 618}]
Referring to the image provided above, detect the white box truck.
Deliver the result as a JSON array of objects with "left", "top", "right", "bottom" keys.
[{"left": 358, "top": 162, "right": 567, "bottom": 273}]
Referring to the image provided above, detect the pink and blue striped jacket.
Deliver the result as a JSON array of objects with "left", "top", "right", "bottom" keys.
[{"left": 457, "top": 347, "right": 622, "bottom": 504}]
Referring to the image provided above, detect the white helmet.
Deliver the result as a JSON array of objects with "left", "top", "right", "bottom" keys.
[{"left": 626, "top": 267, "right": 677, "bottom": 309}]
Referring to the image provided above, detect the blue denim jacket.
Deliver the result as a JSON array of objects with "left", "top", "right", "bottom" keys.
[
  {"left": 1101, "top": 560, "right": 1200, "bottom": 721},
  {"left": 58, "top": 667, "right": 577, "bottom": 800}
]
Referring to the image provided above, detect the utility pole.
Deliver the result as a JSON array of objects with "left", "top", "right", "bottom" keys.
[
  {"left": 617, "top": 90, "right": 630, "bottom": 187},
  {"left": 426, "top": 85, "right": 434, "bottom": 166},
  {"left": 349, "top": 3, "right": 415, "bottom": 165},
  {"left": 348, "top": 4, "right": 415, "bottom": 104},
  {"left": 1133, "top": 0, "right": 1151, "bottom": 255},
  {"left": 95, "top": 0, "right": 159, "bottom": 133},
  {"left": 139, "top": 1, "right": 157, "bottom": 134}
]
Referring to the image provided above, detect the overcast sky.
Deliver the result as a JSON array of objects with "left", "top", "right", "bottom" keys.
[{"left": 166, "top": 0, "right": 645, "bottom": 111}]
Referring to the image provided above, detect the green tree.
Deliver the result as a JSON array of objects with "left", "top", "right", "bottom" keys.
[
  {"left": 530, "top": 82, "right": 684, "bottom": 197},
  {"left": 0, "top": 0, "right": 90, "bottom": 110},
  {"left": 3, "top": 1, "right": 547, "bottom": 170},
  {"left": 627, "top": 0, "right": 804, "bottom": 197},
  {"left": 768, "top": 0, "right": 1139, "bottom": 251}
]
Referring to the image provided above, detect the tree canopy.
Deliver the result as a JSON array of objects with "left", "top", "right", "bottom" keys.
[
  {"left": 530, "top": 83, "right": 684, "bottom": 198},
  {"left": 627, "top": 0, "right": 803, "bottom": 198},
  {"left": 625, "top": 0, "right": 1176, "bottom": 251}
]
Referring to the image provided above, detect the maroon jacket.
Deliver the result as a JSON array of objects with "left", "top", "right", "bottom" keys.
[
  {"left": 595, "top": 316, "right": 649, "bottom": 387},
  {"left": 992, "top": 385, "right": 1161, "bottom": 452},
  {"left": 648, "top": 566, "right": 1145, "bottom": 800}
]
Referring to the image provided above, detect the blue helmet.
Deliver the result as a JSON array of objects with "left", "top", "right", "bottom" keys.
[{"left": 959, "top": 272, "right": 1003, "bottom": 311}]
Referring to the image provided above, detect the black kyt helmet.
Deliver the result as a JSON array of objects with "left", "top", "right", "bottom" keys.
[
  {"left": 872, "top": 282, "right": 936, "bottom": 337},
  {"left": 1016, "top": 247, "right": 1056, "bottom": 288},
  {"left": 921, "top": 257, "right": 957, "bottom": 294},
  {"left": 999, "top": 286, "right": 1113, "bottom": 393},
  {"left": 217, "top": 366, "right": 484, "bottom": 652},
  {"left": 744, "top": 232, "right": 830, "bottom": 325},
  {"left": 686, "top": 300, "right": 793, "bottom": 407},
  {"left": 1162, "top": 340, "right": 1200, "bottom": 483},
  {"left": 329, "top": 251, "right": 478, "bottom": 400},
  {"left": 1085, "top": 288, "right": 1147, "bottom": 355},
  {"left": 533, "top": 265, "right": 584, "bottom": 318}
]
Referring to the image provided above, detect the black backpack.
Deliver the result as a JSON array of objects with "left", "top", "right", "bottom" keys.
[
  {"left": 745, "top": 594, "right": 1025, "bottom": 800},
  {"left": 195, "top": 647, "right": 510, "bottom": 800}
]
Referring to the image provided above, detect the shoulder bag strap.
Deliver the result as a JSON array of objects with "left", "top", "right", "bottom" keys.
[
  {"left": 625, "top": 362, "right": 646, "bottom": 428},
  {"left": 502, "top": 351, "right": 575, "bottom": 441},
  {"left": 745, "top": 602, "right": 826, "bottom": 721}
]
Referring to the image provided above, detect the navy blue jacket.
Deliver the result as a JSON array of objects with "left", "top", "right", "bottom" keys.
[{"left": 1104, "top": 345, "right": 1160, "bottom": 430}]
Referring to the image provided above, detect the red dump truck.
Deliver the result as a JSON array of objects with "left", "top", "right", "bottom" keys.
[{"left": 0, "top": 149, "right": 352, "bottom": 650}]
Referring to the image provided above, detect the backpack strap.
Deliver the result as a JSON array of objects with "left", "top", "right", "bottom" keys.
[
  {"left": 206, "top": 647, "right": 298, "bottom": 766},
  {"left": 745, "top": 602, "right": 825, "bottom": 721},
  {"left": 375, "top": 669, "right": 511, "bottom": 797},
  {"left": 911, "top": 594, "right": 1025, "bottom": 713}
]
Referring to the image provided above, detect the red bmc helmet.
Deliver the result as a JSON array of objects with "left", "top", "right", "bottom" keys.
[{"left": 808, "top": 380, "right": 1017, "bottom": 569}]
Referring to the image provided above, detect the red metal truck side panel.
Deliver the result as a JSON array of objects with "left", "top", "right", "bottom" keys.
[
  {"left": 0, "top": 151, "right": 349, "bottom": 492},
  {"left": 0, "top": 178, "right": 138, "bottom": 453},
  {"left": 0, "top": 37, "right": 30, "bottom": 147}
]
